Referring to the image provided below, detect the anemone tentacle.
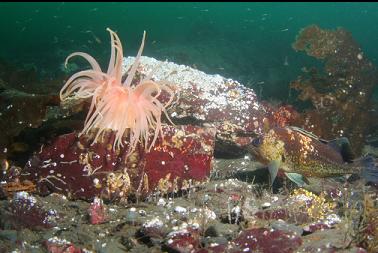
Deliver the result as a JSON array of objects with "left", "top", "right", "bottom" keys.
[{"left": 60, "top": 28, "right": 174, "bottom": 153}]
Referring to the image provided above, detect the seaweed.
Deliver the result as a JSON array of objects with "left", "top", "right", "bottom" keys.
[{"left": 290, "top": 25, "right": 378, "bottom": 155}]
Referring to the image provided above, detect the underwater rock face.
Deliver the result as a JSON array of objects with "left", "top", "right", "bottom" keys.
[
  {"left": 87, "top": 197, "right": 108, "bottom": 225},
  {"left": 2, "top": 56, "right": 296, "bottom": 203},
  {"left": 291, "top": 25, "right": 378, "bottom": 155},
  {"left": 20, "top": 125, "right": 215, "bottom": 201},
  {"left": 1, "top": 191, "right": 60, "bottom": 230},
  {"left": 0, "top": 58, "right": 69, "bottom": 161},
  {"left": 0, "top": 88, "right": 60, "bottom": 159},
  {"left": 122, "top": 56, "right": 296, "bottom": 156},
  {"left": 58, "top": 56, "right": 296, "bottom": 162},
  {"left": 232, "top": 228, "right": 302, "bottom": 253},
  {"left": 151, "top": 225, "right": 303, "bottom": 253},
  {"left": 44, "top": 237, "right": 84, "bottom": 253},
  {"left": 123, "top": 56, "right": 264, "bottom": 131},
  {"left": 164, "top": 227, "right": 201, "bottom": 253}
]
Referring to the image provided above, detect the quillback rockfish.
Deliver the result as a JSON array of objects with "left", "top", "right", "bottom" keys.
[{"left": 247, "top": 126, "right": 378, "bottom": 186}]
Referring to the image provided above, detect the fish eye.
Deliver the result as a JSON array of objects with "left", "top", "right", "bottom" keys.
[{"left": 252, "top": 137, "right": 263, "bottom": 147}]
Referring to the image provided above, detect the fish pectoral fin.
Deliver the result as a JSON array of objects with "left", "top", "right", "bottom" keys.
[
  {"left": 268, "top": 160, "right": 280, "bottom": 185},
  {"left": 285, "top": 172, "right": 309, "bottom": 187}
]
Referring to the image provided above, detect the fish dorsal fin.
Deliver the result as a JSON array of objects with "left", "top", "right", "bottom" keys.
[
  {"left": 287, "top": 126, "right": 323, "bottom": 141},
  {"left": 288, "top": 126, "right": 354, "bottom": 162},
  {"left": 326, "top": 137, "right": 354, "bottom": 163}
]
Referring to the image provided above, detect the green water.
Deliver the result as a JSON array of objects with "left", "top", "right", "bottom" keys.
[{"left": 1, "top": 2, "right": 378, "bottom": 100}]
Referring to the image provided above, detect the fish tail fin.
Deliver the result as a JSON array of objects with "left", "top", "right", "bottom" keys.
[{"left": 357, "top": 155, "right": 378, "bottom": 183}]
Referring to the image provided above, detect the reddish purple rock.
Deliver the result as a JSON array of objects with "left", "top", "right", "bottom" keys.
[
  {"left": 195, "top": 244, "right": 227, "bottom": 253},
  {"left": 303, "top": 223, "right": 331, "bottom": 234},
  {"left": 20, "top": 125, "right": 215, "bottom": 201},
  {"left": 138, "top": 217, "right": 168, "bottom": 245},
  {"left": 197, "top": 227, "right": 303, "bottom": 253},
  {"left": 165, "top": 227, "right": 201, "bottom": 253},
  {"left": 88, "top": 197, "right": 108, "bottom": 225},
  {"left": 6, "top": 191, "right": 59, "bottom": 229},
  {"left": 45, "top": 237, "right": 83, "bottom": 253},
  {"left": 231, "top": 228, "right": 302, "bottom": 253}
]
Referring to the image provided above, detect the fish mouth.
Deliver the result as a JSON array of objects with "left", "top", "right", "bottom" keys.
[
  {"left": 245, "top": 136, "right": 272, "bottom": 165},
  {"left": 245, "top": 143, "right": 263, "bottom": 161},
  {"left": 246, "top": 144, "right": 258, "bottom": 154},
  {"left": 246, "top": 147, "right": 271, "bottom": 166}
]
